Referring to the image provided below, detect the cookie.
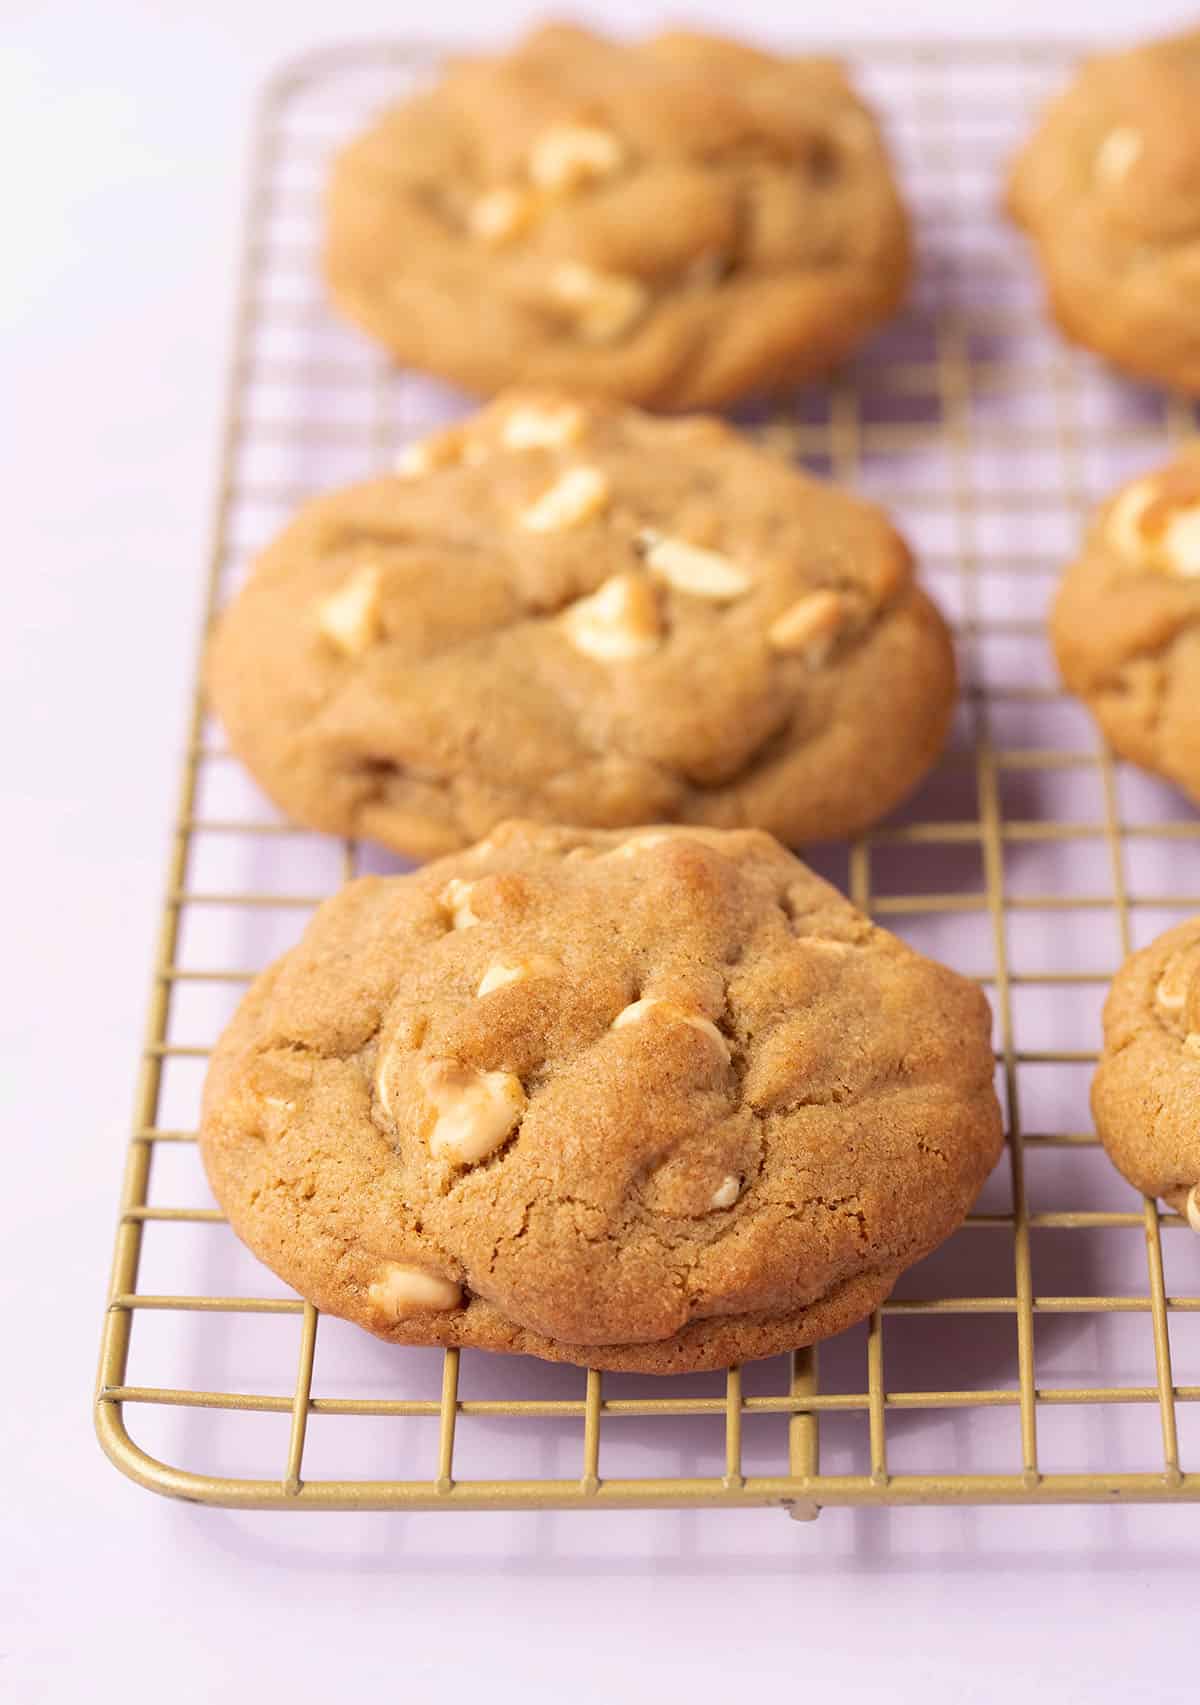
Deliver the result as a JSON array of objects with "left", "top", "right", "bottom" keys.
[
  {"left": 206, "top": 392, "right": 956, "bottom": 858},
  {"left": 199, "top": 821, "right": 1003, "bottom": 1373},
  {"left": 1007, "top": 29, "right": 1200, "bottom": 394},
  {"left": 324, "top": 23, "right": 911, "bottom": 408},
  {"left": 1051, "top": 449, "right": 1200, "bottom": 804},
  {"left": 1093, "top": 919, "right": 1200, "bottom": 1230}
]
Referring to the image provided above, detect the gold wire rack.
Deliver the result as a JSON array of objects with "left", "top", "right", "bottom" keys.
[{"left": 95, "top": 38, "right": 1200, "bottom": 1517}]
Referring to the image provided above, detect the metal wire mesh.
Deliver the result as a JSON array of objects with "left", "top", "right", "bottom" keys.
[{"left": 95, "top": 39, "right": 1200, "bottom": 1516}]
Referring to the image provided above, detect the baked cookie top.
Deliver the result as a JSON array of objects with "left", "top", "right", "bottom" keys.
[
  {"left": 1051, "top": 448, "right": 1200, "bottom": 805},
  {"left": 200, "top": 822, "right": 1003, "bottom": 1372},
  {"left": 205, "top": 393, "right": 956, "bottom": 858},
  {"left": 1007, "top": 29, "right": 1200, "bottom": 394},
  {"left": 324, "top": 23, "right": 910, "bottom": 408},
  {"left": 1093, "top": 918, "right": 1200, "bottom": 1230}
]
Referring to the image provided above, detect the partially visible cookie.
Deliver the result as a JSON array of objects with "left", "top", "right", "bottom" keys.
[
  {"left": 324, "top": 23, "right": 911, "bottom": 408},
  {"left": 1093, "top": 919, "right": 1200, "bottom": 1230},
  {"left": 200, "top": 821, "right": 1004, "bottom": 1373},
  {"left": 205, "top": 393, "right": 956, "bottom": 859},
  {"left": 1051, "top": 448, "right": 1200, "bottom": 804},
  {"left": 1007, "top": 29, "right": 1200, "bottom": 393}
]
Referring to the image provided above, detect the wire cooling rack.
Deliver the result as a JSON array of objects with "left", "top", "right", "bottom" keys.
[{"left": 95, "top": 38, "right": 1200, "bottom": 1517}]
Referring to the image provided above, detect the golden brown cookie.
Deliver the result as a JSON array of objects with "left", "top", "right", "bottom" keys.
[
  {"left": 199, "top": 821, "right": 1004, "bottom": 1373},
  {"left": 205, "top": 393, "right": 956, "bottom": 859},
  {"left": 324, "top": 23, "right": 911, "bottom": 408},
  {"left": 1007, "top": 29, "right": 1200, "bottom": 394},
  {"left": 1051, "top": 448, "right": 1200, "bottom": 804},
  {"left": 1093, "top": 918, "right": 1200, "bottom": 1229}
]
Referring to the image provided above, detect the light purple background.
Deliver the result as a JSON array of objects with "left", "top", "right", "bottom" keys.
[{"left": 5, "top": 4, "right": 1200, "bottom": 1702}]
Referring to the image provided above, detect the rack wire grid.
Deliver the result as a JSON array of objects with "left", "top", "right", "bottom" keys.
[{"left": 95, "top": 38, "right": 1200, "bottom": 1519}]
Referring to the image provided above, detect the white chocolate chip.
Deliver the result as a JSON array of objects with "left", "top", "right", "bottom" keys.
[
  {"left": 1155, "top": 951, "right": 1193, "bottom": 1012},
  {"left": 369, "top": 1262, "right": 463, "bottom": 1317},
  {"left": 500, "top": 402, "right": 585, "bottom": 451},
  {"left": 1184, "top": 1032, "right": 1200, "bottom": 1058},
  {"left": 767, "top": 589, "right": 846, "bottom": 663},
  {"left": 519, "top": 464, "right": 611, "bottom": 533},
  {"left": 529, "top": 123, "right": 624, "bottom": 193},
  {"left": 262, "top": 1094, "right": 294, "bottom": 1112},
  {"left": 469, "top": 184, "right": 536, "bottom": 245},
  {"left": 396, "top": 442, "right": 433, "bottom": 477},
  {"left": 1095, "top": 126, "right": 1143, "bottom": 187},
  {"left": 477, "top": 962, "right": 523, "bottom": 997},
  {"left": 1106, "top": 479, "right": 1156, "bottom": 561},
  {"left": 1187, "top": 1185, "right": 1200, "bottom": 1233},
  {"left": 395, "top": 434, "right": 461, "bottom": 477},
  {"left": 1105, "top": 478, "right": 1200, "bottom": 578},
  {"left": 374, "top": 1051, "right": 395, "bottom": 1122},
  {"left": 1162, "top": 506, "right": 1200, "bottom": 578},
  {"left": 639, "top": 530, "right": 752, "bottom": 600},
  {"left": 562, "top": 573, "right": 661, "bottom": 661},
  {"left": 609, "top": 830, "right": 680, "bottom": 858},
  {"left": 419, "top": 1058, "right": 526, "bottom": 1164},
  {"left": 611, "top": 997, "right": 731, "bottom": 1062},
  {"left": 439, "top": 878, "right": 480, "bottom": 929},
  {"left": 314, "top": 564, "right": 382, "bottom": 657},
  {"left": 710, "top": 1174, "right": 742, "bottom": 1211},
  {"left": 477, "top": 955, "right": 560, "bottom": 997},
  {"left": 549, "top": 262, "right": 649, "bottom": 343}
]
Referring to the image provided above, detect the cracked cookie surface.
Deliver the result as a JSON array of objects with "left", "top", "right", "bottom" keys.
[
  {"left": 1051, "top": 448, "right": 1200, "bottom": 805},
  {"left": 205, "top": 392, "right": 956, "bottom": 858},
  {"left": 199, "top": 821, "right": 1003, "bottom": 1372},
  {"left": 323, "top": 23, "right": 910, "bottom": 408},
  {"left": 1093, "top": 918, "right": 1200, "bottom": 1230},
  {"left": 1007, "top": 29, "right": 1200, "bottom": 393}
]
